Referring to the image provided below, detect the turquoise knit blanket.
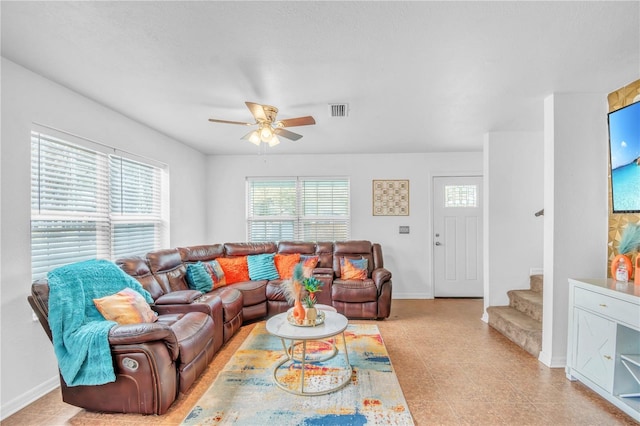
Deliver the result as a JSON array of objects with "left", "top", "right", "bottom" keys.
[{"left": 47, "top": 259, "right": 154, "bottom": 387}]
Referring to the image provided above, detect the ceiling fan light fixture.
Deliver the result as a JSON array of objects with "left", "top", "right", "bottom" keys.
[
  {"left": 209, "top": 101, "right": 316, "bottom": 148},
  {"left": 260, "top": 125, "right": 273, "bottom": 141},
  {"left": 247, "top": 130, "right": 261, "bottom": 145},
  {"left": 268, "top": 135, "right": 281, "bottom": 147}
]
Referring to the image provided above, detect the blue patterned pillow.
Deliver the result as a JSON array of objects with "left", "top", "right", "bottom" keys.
[
  {"left": 247, "top": 253, "right": 280, "bottom": 280},
  {"left": 186, "top": 262, "right": 213, "bottom": 293}
]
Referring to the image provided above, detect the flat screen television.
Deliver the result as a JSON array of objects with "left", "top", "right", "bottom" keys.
[{"left": 608, "top": 100, "right": 640, "bottom": 213}]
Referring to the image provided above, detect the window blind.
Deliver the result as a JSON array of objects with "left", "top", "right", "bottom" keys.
[
  {"left": 299, "top": 178, "right": 350, "bottom": 241},
  {"left": 109, "top": 157, "right": 163, "bottom": 258},
  {"left": 247, "top": 177, "right": 350, "bottom": 242},
  {"left": 31, "top": 131, "right": 167, "bottom": 280}
]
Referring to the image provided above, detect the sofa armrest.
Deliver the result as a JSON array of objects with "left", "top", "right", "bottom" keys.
[
  {"left": 154, "top": 290, "right": 202, "bottom": 305},
  {"left": 108, "top": 323, "right": 179, "bottom": 359},
  {"left": 372, "top": 268, "right": 392, "bottom": 289}
]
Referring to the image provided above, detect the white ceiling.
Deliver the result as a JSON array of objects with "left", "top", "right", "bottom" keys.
[{"left": 2, "top": 1, "right": 639, "bottom": 155}]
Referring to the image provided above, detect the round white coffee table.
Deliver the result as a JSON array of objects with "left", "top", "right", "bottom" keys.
[{"left": 265, "top": 310, "right": 351, "bottom": 396}]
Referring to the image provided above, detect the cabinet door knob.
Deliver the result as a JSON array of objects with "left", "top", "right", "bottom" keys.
[
  {"left": 599, "top": 304, "right": 608, "bottom": 308},
  {"left": 604, "top": 355, "right": 612, "bottom": 360}
]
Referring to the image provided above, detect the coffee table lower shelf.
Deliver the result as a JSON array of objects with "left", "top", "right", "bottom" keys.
[
  {"left": 272, "top": 334, "right": 352, "bottom": 396},
  {"left": 266, "top": 311, "right": 352, "bottom": 396}
]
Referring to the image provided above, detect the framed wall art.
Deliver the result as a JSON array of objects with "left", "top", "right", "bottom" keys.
[{"left": 372, "top": 180, "right": 409, "bottom": 216}]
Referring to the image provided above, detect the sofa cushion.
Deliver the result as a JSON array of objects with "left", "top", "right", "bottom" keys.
[
  {"left": 224, "top": 242, "right": 277, "bottom": 257},
  {"left": 185, "top": 262, "right": 213, "bottom": 293},
  {"left": 216, "top": 256, "right": 250, "bottom": 284},
  {"left": 216, "top": 288, "right": 244, "bottom": 321},
  {"left": 265, "top": 280, "right": 288, "bottom": 302},
  {"left": 146, "top": 248, "right": 189, "bottom": 293},
  {"left": 116, "top": 256, "right": 165, "bottom": 300},
  {"left": 94, "top": 288, "right": 158, "bottom": 325},
  {"left": 273, "top": 253, "right": 300, "bottom": 279},
  {"left": 178, "top": 244, "right": 224, "bottom": 263},
  {"left": 230, "top": 280, "right": 267, "bottom": 306},
  {"left": 247, "top": 253, "right": 279, "bottom": 280},
  {"left": 332, "top": 240, "right": 374, "bottom": 277},
  {"left": 332, "top": 279, "right": 378, "bottom": 302}
]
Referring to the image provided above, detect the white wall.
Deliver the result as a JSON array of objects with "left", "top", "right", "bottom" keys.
[
  {"left": 206, "top": 152, "right": 483, "bottom": 299},
  {"left": 0, "top": 58, "right": 208, "bottom": 418},
  {"left": 540, "top": 93, "right": 609, "bottom": 368},
  {"left": 483, "top": 131, "right": 544, "bottom": 319}
]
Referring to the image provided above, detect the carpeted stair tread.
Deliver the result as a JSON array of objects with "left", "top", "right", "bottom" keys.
[
  {"left": 530, "top": 274, "right": 543, "bottom": 292},
  {"left": 508, "top": 289, "right": 543, "bottom": 322},
  {"left": 486, "top": 306, "right": 542, "bottom": 356}
]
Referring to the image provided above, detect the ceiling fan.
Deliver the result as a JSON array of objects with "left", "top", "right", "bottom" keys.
[{"left": 208, "top": 102, "right": 316, "bottom": 147}]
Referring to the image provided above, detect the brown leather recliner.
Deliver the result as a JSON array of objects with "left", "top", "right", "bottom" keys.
[
  {"left": 331, "top": 240, "right": 393, "bottom": 319},
  {"left": 117, "top": 252, "right": 227, "bottom": 353},
  {"left": 28, "top": 279, "right": 216, "bottom": 414}
]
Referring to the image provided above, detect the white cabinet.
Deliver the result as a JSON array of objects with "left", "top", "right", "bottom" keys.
[
  {"left": 573, "top": 308, "right": 616, "bottom": 392},
  {"left": 567, "top": 278, "right": 640, "bottom": 421}
]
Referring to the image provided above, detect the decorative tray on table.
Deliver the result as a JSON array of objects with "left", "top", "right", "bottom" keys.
[{"left": 286, "top": 308, "right": 325, "bottom": 327}]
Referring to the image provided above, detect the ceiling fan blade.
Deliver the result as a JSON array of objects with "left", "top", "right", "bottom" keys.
[
  {"left": 245, "top": 102, "right": 268, "bottom": 122},
  {"left": 274, "top": 128, "right": 303, "bottom": 141},
  {"left": 277, "top": 116, "right": 316, "bottom": 127},
  {"left": 208, "top": 118, "right": 254, "bottom": 126}
]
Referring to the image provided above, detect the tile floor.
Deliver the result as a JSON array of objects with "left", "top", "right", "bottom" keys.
[{"left": 4, "top": 299, "right": 638, "bottom": 425}]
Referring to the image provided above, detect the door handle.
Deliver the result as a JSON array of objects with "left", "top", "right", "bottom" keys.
[{"left": 435, "top": 242, "right": 442, "bottom": 246}]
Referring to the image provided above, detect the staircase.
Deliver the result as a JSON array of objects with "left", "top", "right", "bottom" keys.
[{"left": 486, "top": 274, "right": 543, "bottom": 357}]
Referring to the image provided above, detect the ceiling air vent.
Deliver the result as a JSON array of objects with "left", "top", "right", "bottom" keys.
[{"left": 328, "top": 103, "right": 349, "bottom": 117}]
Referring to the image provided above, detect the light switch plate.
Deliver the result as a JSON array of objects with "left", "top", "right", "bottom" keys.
[{"left": 399, "top": 226, "right": 410, "bottom": 234}]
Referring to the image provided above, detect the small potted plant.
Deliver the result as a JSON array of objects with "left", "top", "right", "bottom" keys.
[{"left": 302, "top": 276, "right": 323, "bottom": 305}]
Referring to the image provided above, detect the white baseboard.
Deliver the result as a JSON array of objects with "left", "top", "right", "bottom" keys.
[
  {"left": 392, "top": 293, "right": 433, "bottom": 299},
  {"left": 538, "top": 350, "right": 566, "bottom": 368},
  {"left": 1, "top": 376, "right": 59, "bottom": 421}
]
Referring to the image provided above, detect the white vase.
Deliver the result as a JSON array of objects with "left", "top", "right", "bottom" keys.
[{"left": 305, "top": 307, "right": 317, "bottom": 325}]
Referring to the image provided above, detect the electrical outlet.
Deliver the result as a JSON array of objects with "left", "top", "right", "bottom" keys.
[{"left": 399, "top": 226, "right": 410, "bottom": 234}]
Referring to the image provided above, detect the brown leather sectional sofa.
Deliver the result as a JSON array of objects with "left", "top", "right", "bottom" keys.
[{"left": 28, "top": 240, "right": 392, "bottom": 415}]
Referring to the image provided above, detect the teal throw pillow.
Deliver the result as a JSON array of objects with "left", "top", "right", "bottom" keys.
[
  {"left": 186, "top": 262, "right": 213, "bottom": 293},
  {"left": 247, "top": 253, "right": 280, "bottom": 281}
]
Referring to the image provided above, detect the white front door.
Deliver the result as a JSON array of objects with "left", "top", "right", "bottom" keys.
[{"left": 433, "top": 176, "right": 483, "bottom": 297}]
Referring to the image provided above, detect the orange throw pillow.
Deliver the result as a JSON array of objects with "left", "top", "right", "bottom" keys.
[
  {"left": 340, "top": 257, "right": 368, "bottom": 280},
  {"left": 274, "top": 253, "right": 300, "bottom": 279},
  {"left": 300, "top": 255, "right": 319, "bottom": 278},
  {"left": 216, "top": 256, "right": 250, "bottom": 284}
]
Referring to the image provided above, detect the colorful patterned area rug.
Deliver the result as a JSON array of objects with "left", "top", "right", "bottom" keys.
[{"left": 182, "top": 322, "right": 414, "bottom": 425}]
